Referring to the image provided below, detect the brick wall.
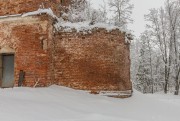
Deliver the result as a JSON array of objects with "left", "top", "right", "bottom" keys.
[
  {"left": 53, "top": 29, "right": 132, "bottom": 91},
  {"left": 0, "top": 0, "right": 71, "bottom": 16},
  {"left": 0, "top": 15, "right": 53, "bottom": 87},
  {"left": 0, "top": 14, "right": 132, "bottom": 92}
]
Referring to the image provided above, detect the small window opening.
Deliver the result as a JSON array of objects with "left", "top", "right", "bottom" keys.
[
  {"left": 41, "top": 39, "right": 47, "bottom": 50},
  {"left": 61, "top": 0, "right": 64, "bottom": 4}
]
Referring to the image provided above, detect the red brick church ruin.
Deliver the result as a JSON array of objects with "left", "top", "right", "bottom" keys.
[{"left": 0, "top": 0, "right": 132, "bottom": 97}]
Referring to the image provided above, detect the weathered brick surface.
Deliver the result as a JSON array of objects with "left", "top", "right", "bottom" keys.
[
  {"left": 0, "top": 0, "right": 70, "bottom": 16},
  {"left": 0, "top": 0, "right": 132, "bottom": 96},
  {"left": 0, "top": 15, "right": 53, "bottom": 87},
  {"left": 0, "top": 15, "right": 132, "bottom": 92},
  {"left": 53, "top": 29, "right": 132, "bottom": 91}
]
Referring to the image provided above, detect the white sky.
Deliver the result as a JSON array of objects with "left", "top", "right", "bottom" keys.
[{"left": 90, "top": 0, "right": 165, "bottom": 38}]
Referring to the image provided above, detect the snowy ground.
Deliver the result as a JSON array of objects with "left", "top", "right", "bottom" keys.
[{"left": 0, "top": 85, "right": 179, "bottom": 121}]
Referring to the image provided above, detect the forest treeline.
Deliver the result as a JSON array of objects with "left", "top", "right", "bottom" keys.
[{"left": 131, "top": 0, "right": 180, "bottom": 95}]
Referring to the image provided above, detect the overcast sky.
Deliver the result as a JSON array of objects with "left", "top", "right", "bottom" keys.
[{"left": 90, "top": 0, "right": 165, "bottom": 38}]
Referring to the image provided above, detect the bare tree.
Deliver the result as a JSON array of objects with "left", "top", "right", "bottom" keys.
[
  {"left": 61, "top": 0, "right": 108, "bottom": 24},
  {"left": 135, "top": 31, "right": 159, "bottom": 93},
  {"left": 109, "top": 0, "right": 133, "bottom": 29},
  {"left": 165, "top": 0, "right": 180, "bottom": 95},
  {"left": 68, "top": 0, "right": 87, "bottom": 22},
  {"left": 99, "top": 0, "right": 108, "bottom": 23},
  {"left": 145, "top": 7, "right": 173, "bottom": 94},
  {"left": 133, "top": 0, "right": 180, "bottom": 94}
]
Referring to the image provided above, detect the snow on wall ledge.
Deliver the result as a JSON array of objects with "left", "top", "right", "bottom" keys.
[
  {"left": 0, "top": 8, "right": 132, "bottom": 38},
  {"left": 54, "top": 20, "right": 123, "bottom": 33},
  {"left": 54, "top": 20, "right": 132, "bottom": 44},
  {"left": 22, "top": 8, "right": 57, "bottom": 19},
  {"left": 20, "top": 8, "right": 125, "bottom": 32},
  {"left": 20, "top": 8, "right": 132, "bottom": 43},
  {"left": 0, "top": 8, "right": 56, "bottom": 20}
]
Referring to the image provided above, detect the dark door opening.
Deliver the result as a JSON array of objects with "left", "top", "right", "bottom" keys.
[{"left": 1, "top": 55, "right": 14, "bottom": 88}]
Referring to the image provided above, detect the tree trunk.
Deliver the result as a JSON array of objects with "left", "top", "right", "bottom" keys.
[
  {"left": 164, "top": 65, "right": 169, "bottom": 94},
  {"left": 164, "top": 81, "right": 168, "bottom": 94},
  {"left": 174, "top": 68, "right": 180, "bottom": 95},
  {"left": 174, "top": 82, "right": 179, "bottom": 95}
]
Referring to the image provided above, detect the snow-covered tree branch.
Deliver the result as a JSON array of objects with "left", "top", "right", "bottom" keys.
[{"left": 109, "top": 0, "right": 133, "bottom": 29}]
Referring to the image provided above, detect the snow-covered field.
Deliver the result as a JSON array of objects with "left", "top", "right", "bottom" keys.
[{"left": 0, "top": 85, "right": 179, "bottom": 121}]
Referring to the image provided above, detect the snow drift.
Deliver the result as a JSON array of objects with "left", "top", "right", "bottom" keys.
[{"left": 0, "top": 85, "right": 179, "bottom": 121}]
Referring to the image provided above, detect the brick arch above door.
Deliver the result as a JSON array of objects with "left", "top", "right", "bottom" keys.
[{"left": 0, "top": 46, "right": 15, "bottom": 54}]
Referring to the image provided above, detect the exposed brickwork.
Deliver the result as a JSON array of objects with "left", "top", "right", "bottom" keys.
[
  {"left": 0, "top": 0, "right": 132, "bottom": 98},
  {"left": 0, "top": 15, "right": 53, "bottom": 87},
  {"left": 0, "top": 0, "right": 71, "bottom": 16},
  {"left": 0, "top": 14, "right": 132, "bottom": 93},
  {"left": 0, "top": 7, "right": 132, "bottom": 94},
  {"left": 53, "top": 29, "right": 132, "bottom": 91}
]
